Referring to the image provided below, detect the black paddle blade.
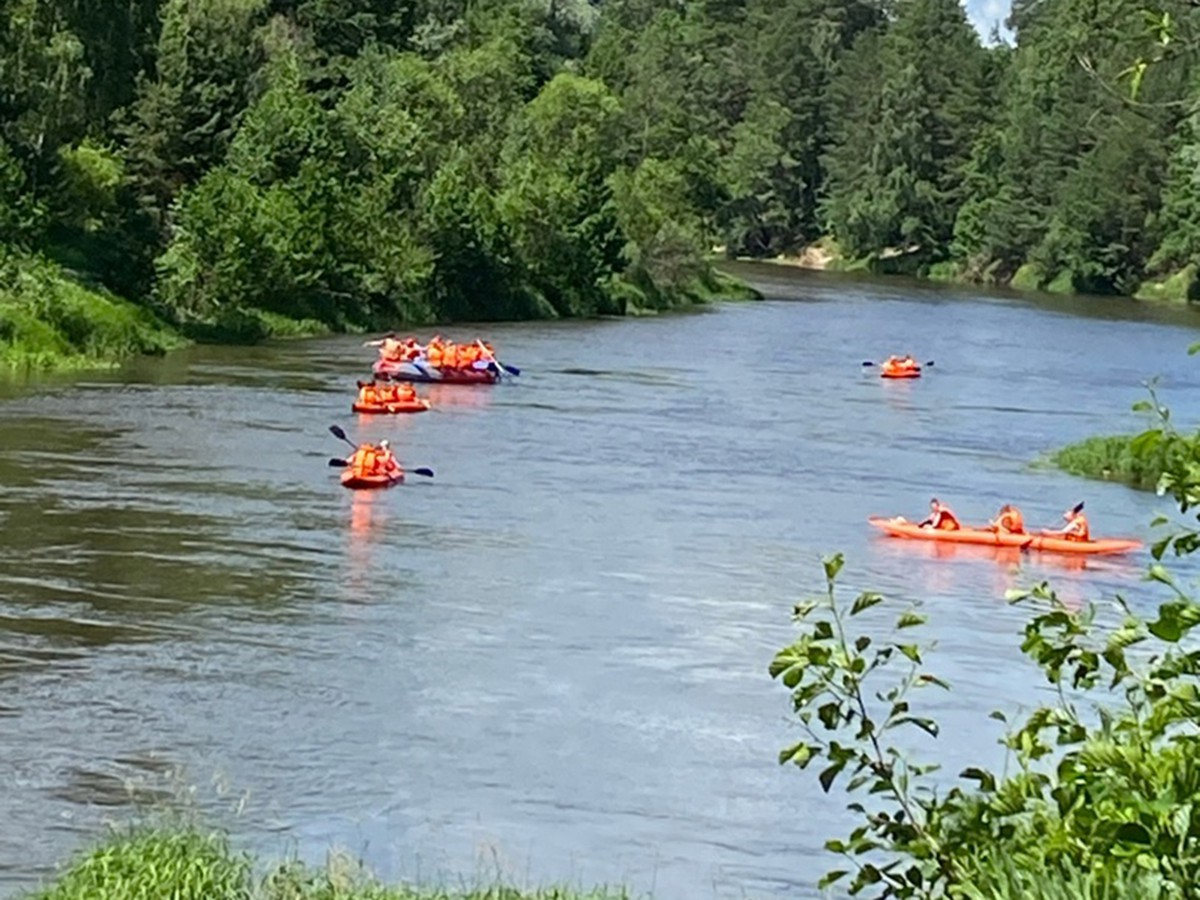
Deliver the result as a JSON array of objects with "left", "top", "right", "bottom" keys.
[
  {"left": 925, "top": 360, "right": 935, "bottom": 367},
  {"left": 329, "top": 424, "right": 347, "bottom": 441},
  {"left": 502, "top": 363, "right": 521, "bottom": 376},
  {"left": 329, "top": 457, "right": 348, "bottom": 467},
  {"left": 412, "top": 467, "right": 435, "bottom": 477},
  {"left": 861, "top": 360, "right": 875, "bottom": 366}
]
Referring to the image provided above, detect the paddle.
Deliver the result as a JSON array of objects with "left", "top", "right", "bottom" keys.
[
  {"left": 329, "top": 457, "right": 434, "bottom": 477},
  {"left": 862, "top": 359, "right": 935, "bottom": 367},
  {"left": 476, "top": 339, "right": 520, "bottom": 376},
  {"left": 329, "top": 423, "right": 357, "bottom": 450}
]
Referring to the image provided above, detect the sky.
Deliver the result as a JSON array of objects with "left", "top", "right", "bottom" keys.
[{"left": 964, "top": 0, "right": 1013, "bottom": 42}]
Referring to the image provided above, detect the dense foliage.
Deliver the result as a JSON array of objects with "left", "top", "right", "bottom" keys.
[
  {"left": 771, "top": 372, "right": 1200, "bottom": 897},
  {"left": 3, "top": 0, "right": 1200, "bottom": 368}
]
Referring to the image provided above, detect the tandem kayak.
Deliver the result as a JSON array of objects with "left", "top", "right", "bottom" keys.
[
  {"left": 868, "top": 516, "right": 1141, "bottom": 556},
  {"left": 373, "top": 359, "right": 501, "bottom": 384},
  {"left": 351, "top": 398, "right": 431, "bottom": 414},
  {"left": 340, "top": 468, "right": 404, "bottom": 489}
]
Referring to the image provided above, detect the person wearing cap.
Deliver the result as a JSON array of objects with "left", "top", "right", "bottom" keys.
[
  {"left": 919, "top": 497, "right": 960, "bottom": 530},
  {"left": 987, "top": 503, "right": 1026, "bottom": 535},
  {"left": 1048, "top": 502, "right": 1089, "bottom": 541}
]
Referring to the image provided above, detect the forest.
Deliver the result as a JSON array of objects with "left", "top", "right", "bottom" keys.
[{"left": 1, "top": 0, "right": 1197, "bottom": 366}]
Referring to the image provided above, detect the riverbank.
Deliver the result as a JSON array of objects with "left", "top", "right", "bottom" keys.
[
  {"left": 738, "top": 240, "right": 1200, "bottom": 304},
  {"left": 28, "top": 827, "right": 632, "bottom": 900},
  {"left": 0, "top": 253, "right": 759, "bottom": 375}
]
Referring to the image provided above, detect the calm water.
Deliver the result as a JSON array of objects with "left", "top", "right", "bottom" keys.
[{"left": 2, "top": 263, "right": 1200, "bottom": 897}]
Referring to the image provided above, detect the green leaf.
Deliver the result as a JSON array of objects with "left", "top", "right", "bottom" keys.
[
  {"left": 960, "top": 766, "right": 996, "bottom": 791},
  {"left": 817, "top": 870, "right": 848, "bottom": 889},
  {"left": 818, "top": 701, "right": 841, "bottom": 730},
  {"left": 1147, "top": 563, "right": 1175, "bottom": 586},
  {"left": 894, "top": 715, "right": 939, "bottom": 737},
  {"left": 818, "top": 761, "right": 844, "bottom": 793},
  {"left": 917, "top": 673, "right": 950, "bottom": 690},
  {"left": 1129, "top": 428, "right": 1163, "bottom": 457},
  {"left": 1189, "top": 342, "right": 1200, "bottom": 356},
  {"left": 778, "top": 741, "right": 815, "bottom": 767},
  {"left": 851, "top": 592, "right": 883, "bottom": 616},
  {"left": 897, "top": 644, "right": 921, "bottom": 663},
  {"left": 823, "top": 553, "right": 844, "bottom": 583},
  {"left": 1148, "top": 600, "right": 1200, "bottom": 643},
  {"left": 897, "top": 611, "right": 927, "bottom": 629},
  {"left": 792, "top": 600, "right": 818, "bottom": 619}
]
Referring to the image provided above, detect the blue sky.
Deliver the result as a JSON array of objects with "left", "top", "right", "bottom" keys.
[{"left": 964, "top": 0, "right": 1013, "bottom": 42}]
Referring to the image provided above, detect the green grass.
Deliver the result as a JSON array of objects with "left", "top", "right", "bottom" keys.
[
  {"left": 26, "top": 828, "right": 635, "bottom": 900},
  {"left": 1134, "top": 265, "right": 1199, "bottom": 304},
  {"left": 1009, "top": 262, "right": 1044, "bottom": 292},
  {"left": 1049, "top": 434, "right": 1166, "bottom": 490},
  {"left": 0, "top": 252, "right": 184, "bottom": 372}
]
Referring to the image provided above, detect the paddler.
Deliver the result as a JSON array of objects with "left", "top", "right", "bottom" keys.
[
  {"left": 987, "top": 504, "right": 1026, "bottom": 535},
  {"left": 919, "top": 497, "right": 960, "bottom": 531},
  {"left": 363, "top": 332, "right": 406, "bottom": 362},
  {"left": 355, "top": 380, "right": 382, "bottom": 407},
  {"left": 1046, "top": 502, "right": 1089, "bottom": 542},
  {"left": 376, "top": 439, "right": 402, "bottom": 476}
]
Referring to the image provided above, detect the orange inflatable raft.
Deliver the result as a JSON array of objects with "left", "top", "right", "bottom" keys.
[
  {"left": 880, "top": 359, "right": 921, "bottom": 378},
  {"left": 351, "top": 398, "right": 431, "bottom": 414},
  {"left": 868, "top": 516, "right": 1141, "bottom": 556},
  {"left": 341, "top": 468, "right": 405, "bottom": 489}
]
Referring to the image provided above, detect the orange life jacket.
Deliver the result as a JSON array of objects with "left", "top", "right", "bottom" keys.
[
  {"left": 997, "top": 508, "right": 1025, "bottom": 534},
  {"left": 352, "top": 446, "right": 378, "bottom": 474},
  {"left": 933, "top": 507, "right": 960, "bottom": 530},
  {"left": 1063, "top": 514, "right": 1090, "bottom": 542}
]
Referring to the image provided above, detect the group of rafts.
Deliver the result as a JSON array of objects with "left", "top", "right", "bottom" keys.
[
  {"left": 866, "top": 354, "right": 1141, "bottom": 557},
  {"left": 334, "top": 333, "right": 518, "bottom": 489}
]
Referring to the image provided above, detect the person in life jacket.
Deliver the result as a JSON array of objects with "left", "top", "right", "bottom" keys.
[
  {"left": 987, "top": 504, "right": 1026, "bottom": 535},
  {"left": 350, "top": 442, "right": 379, "bottom": 474},
  {"left": 376, "top": 439, "right": 401, "bottom": 476},
  {"left": 363, "top": 332, "right": 406, "bottom": 362},
  {"left": 919, "top": 497, "right": 960, "bottom": 530},
  {"left": 383, "top": 382, "right": 416, "bottom": 404},
  {"left": 1050, "top": 502, "right": 1089, "bottom": 542},
  {"left": 356, "top": 380, "right": 383, "bottom": 407}
]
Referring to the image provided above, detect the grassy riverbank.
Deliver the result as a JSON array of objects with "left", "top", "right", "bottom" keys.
[
  {"left": 745, "top": 240, "right": 1200, "bottom": 305},
  {"left": 1050, "top": 433, "right": 1169, "bottom": 490},
  {"left": 0, "top": 254, "right": 184, "bottom": 372},
  {"left": 28, "top": 827, "right": 632, "bottom": 900},
  {"left": 0, "top": 251, "right": 758, "bottom": 373}
]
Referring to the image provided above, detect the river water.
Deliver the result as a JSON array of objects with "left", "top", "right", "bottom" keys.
[{"left": 2, "top": 263, "right": 1200, "bottom": 898}]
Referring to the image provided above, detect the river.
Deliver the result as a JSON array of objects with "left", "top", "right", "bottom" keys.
[{"left": 2, "top": 263, "right": 1199, "bottom": 898}]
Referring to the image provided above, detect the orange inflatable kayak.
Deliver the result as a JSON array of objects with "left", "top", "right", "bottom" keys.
[
  {"left": 341, "top": 468, "right": 404, "bottom": 489},
  {"left": 351, "top": 398, "right": 430, "bottom": 414},
  {"left": 881, "top": 364, "right": 921, "bottom": 378},
  {"left": 868, "top": 516, "right": 1141, "bottom": 556}
]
